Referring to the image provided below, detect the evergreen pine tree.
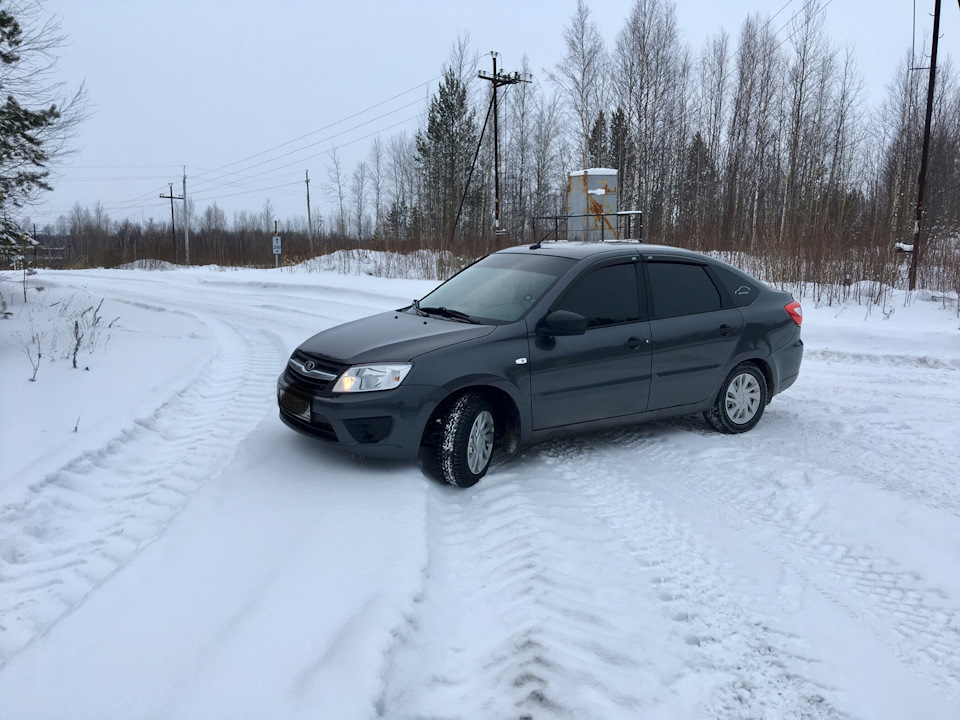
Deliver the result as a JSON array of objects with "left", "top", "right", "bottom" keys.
[
  {"left": 609, "top": 107, "right": 635, "bottom": 209},
  {"left": 587, "top": 110, "right": 607, "bottom": 168},
  {"left": 415, "top": 68, "right": 478, "bottom": 245},
  {"left": 0, "top": 3, "right": 82, "bottom": 266},
  {"left": 679, "top": 131, "right": 719, "bottom": 239}
]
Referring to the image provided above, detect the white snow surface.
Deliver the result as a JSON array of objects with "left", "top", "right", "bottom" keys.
[{"left": 1, "top": 264, "right": 960, "bottom": 719}]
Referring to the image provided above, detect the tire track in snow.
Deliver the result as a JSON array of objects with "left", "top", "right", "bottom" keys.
[
  {"left": 535, "top": 438, "right": 849, "bottom": 720},
  {"left": 806, "top": 348, "right": 960, "bottom": 372},
  {"left": 379, "top": 479, "right": 659, "bottom": 719},
  {"left": 378, "top": 458, "right": 848, "bottom": 719},
  {"left": 784, "top": 354, "right": 960, "bottom": 515},
  {"left": 577, "top": 421, "right": 960, "bottom": 703},
  {"left": 0, "top": 316, "right": 286, "bottom": 667}
]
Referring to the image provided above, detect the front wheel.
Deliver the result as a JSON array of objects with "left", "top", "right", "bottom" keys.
[
  {"left": 433, "top": 393, "right": 497, "bottom": 488},
  {"left": 704, "top": 363, "right": 767, "bottom": 433}
]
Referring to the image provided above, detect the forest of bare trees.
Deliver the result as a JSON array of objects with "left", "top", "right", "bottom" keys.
[{"left": 22, "top": 0, "right": 960, "bottom": 301}]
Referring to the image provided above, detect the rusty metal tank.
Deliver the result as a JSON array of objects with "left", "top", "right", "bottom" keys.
[{"left": 567, "top": 168, "right": 618, "bottom": 241}]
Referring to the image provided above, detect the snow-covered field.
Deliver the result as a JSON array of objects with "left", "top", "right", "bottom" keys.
[{"left": 1, "top": 263, "right": 959, "bottom": 720}]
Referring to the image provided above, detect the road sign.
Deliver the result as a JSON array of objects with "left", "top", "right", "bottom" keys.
[{"left": 272, "top": 236, "right": 281, "bottom": 254}]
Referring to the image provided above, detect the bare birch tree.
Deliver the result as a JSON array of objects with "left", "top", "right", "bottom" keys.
[
  {"left": 351, "top": 161, "right": 368, "bottom": 241},
  {"left": 368, "top": 136, "right": 385, "bottom": 238},
  {"left": 613, "top": 0, "right": 682, "bottom": 231},
  {"left": 325, "top": 146, "right": 348, "bottom": 237},
  {"left": 552, "top": 0, "right": 607, "bottom": 168}
]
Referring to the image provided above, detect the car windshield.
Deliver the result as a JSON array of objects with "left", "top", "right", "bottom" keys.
[{"left": 416, "top": 252, "right": 575, "bottom": 324}]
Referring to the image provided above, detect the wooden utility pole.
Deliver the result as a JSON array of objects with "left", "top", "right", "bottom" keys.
[
  {"left": 159, "top": 183, "right": 182, "bottom": 263},
  {"left": 272, "top": 219, "right": 281, "bottom": 269},
  {"left": 305, "top": 170, "right": 314, "bottom": 256},
  {"left": 478, "top": 52, "right": 530, "bottom": 236},
  {"left": 182, "top": 167, "right": 190, "bottom": 265},
  {"left": 909, "top": 0, "right": 941, "bottom": 291}
]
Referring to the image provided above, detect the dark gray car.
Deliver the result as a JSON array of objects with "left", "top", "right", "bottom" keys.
[{"left": 278, "top": 242, "right": 803, "bottom": 487}]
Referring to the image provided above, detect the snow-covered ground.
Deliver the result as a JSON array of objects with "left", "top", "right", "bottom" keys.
[{"left": 1, "top": 262, "right": 959, "bottom": 720}]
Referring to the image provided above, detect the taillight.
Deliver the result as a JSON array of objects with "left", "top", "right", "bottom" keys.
[{"left": 785, "top": 300, "right": 803, "bottom": 326}]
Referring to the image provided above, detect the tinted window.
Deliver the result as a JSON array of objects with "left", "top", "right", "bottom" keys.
[
  {"left": 556, "top": 263, "right": 640, "bottom": 327},
  {"left": 647, "top": 262, "right": 722, "bottom": 318},
  {"left": 711, "top": 265, "right": 759, "bottom": 307}
]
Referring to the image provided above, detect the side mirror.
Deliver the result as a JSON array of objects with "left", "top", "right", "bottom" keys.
[{"left": 537, "top": 309, "right": 587, "bottom": 338}]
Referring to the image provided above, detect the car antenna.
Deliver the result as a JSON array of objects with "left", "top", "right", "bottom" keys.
[{"left": 529, "top": 231, "right": 551, "bottom": 250}]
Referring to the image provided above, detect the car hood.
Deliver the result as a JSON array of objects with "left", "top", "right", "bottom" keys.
[{"left": 298, "top": 310, "right": 496, "bottom": 364}]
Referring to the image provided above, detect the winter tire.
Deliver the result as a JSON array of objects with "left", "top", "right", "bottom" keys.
[
  {"left": 704, "top": 363, "right": 767, "bottom": 434},
  {"left": 435, "top": 392, "right": 496, "bottom": 488}
]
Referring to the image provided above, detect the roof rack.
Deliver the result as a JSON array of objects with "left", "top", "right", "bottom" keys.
[{"left": 531, "top": 211, "right": 643, "bottom": 247}]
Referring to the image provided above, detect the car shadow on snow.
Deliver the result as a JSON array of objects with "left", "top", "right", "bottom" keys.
[
  {"left": 501, "top": 411, "right": 773, "bottom": 474},
  {"left": 279, "top": 408, "right": 792, "bottom": 487}
]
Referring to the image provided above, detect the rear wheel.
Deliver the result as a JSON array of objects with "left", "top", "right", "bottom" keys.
[
  {"left": 433, "top": 392, "right": 496, "bottom": 488},
  {"left": 704, "top": 363, "right": 767, "bottom": 433}
]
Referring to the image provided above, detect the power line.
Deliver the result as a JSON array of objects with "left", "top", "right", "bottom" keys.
[
  {"left": 31, "top": 75, "right": 441, "bottom": 224},
  {"left": 189, "top": 181, "right": 303, "bottom": 204},
  {"left": 47, "top": 175, "right": 175, "bottom": 182},
  {"left": 197, "top": 75, "right": 441, "bottom": 177},
  {"left": 772, "top": 0, "right": 836, "bottom": 54},
  {"left": 107, "top": 102, "right": 427, "bottom": 221},
  {"left": 689, "top": 0, "right": 821, "bottom": 117},
  {"left": 647, "top": 0, "right": 836, "bottom": 157},
  {"left": 194, "top": 113, "right": 423, "bottom": 192},
  {"left": 53, "top": 163, "right": 185, "bottom": 170},
  {"left": 188, "top": 99, "right": 426, "bottom": 193}
]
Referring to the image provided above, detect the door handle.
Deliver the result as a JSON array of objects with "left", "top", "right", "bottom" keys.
[
  {"left": 625, "top": 336, "right": 644, "bottom": 350},
  {"left": 717, "top": 324, "right": 733, "bottom": 337}
]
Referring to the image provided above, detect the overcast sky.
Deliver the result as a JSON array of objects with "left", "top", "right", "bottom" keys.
[{"left": 25, "top": 0, "right": 959, "bottom": 232}]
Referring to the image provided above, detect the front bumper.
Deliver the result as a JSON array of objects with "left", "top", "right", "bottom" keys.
[{"left": 277, "top": 373, "right": 438, "bottom": 460}]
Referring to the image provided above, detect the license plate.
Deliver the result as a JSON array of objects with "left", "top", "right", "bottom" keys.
[{"left": 279, "top": 389, "right": 311, "bottom": 422}]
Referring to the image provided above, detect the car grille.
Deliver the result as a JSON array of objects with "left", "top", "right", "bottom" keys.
[
  {"left": 312, "top": 414, "right": 338, "bottom": 442},
  {"left": 286, "top": 350, "right": 345, "bottom": 391},
  {"left": 281, "top": 407, "right": 340, "bottom": 444}
]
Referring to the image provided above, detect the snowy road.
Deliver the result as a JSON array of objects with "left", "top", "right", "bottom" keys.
[{"left": 1, "top": 264, "right": 959, "bottom": 719}]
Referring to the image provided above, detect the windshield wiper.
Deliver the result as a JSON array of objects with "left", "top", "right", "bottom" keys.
[
  {"left": 409, "top": 298, "right": 428, "bottom": 317},
  {"left": 418, "top": 306, "right": 480, "bottom": 324}
]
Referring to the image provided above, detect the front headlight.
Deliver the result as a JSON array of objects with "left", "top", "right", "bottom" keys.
[{"left": 332, "top": 363, "right": 412, "bottom": 393}]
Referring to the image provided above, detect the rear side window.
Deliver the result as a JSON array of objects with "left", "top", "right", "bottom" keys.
[
  {"left": 647, "top": 262, "right": 722, "bottom": 319},
  {"left": 711, "top": 265, "right": 759, "bottom": 307},
  {"left": 556, "top": 263, "right": 641, "bottom": 327}
]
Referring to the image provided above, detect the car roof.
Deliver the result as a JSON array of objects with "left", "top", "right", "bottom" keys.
[{"left": 496, "top": 241, "right": 710, "bottom": 263}]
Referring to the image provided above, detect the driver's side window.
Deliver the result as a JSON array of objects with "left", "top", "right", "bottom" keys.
[{"left": 556, "top": 263, "right": 641, "bottom": 327}]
